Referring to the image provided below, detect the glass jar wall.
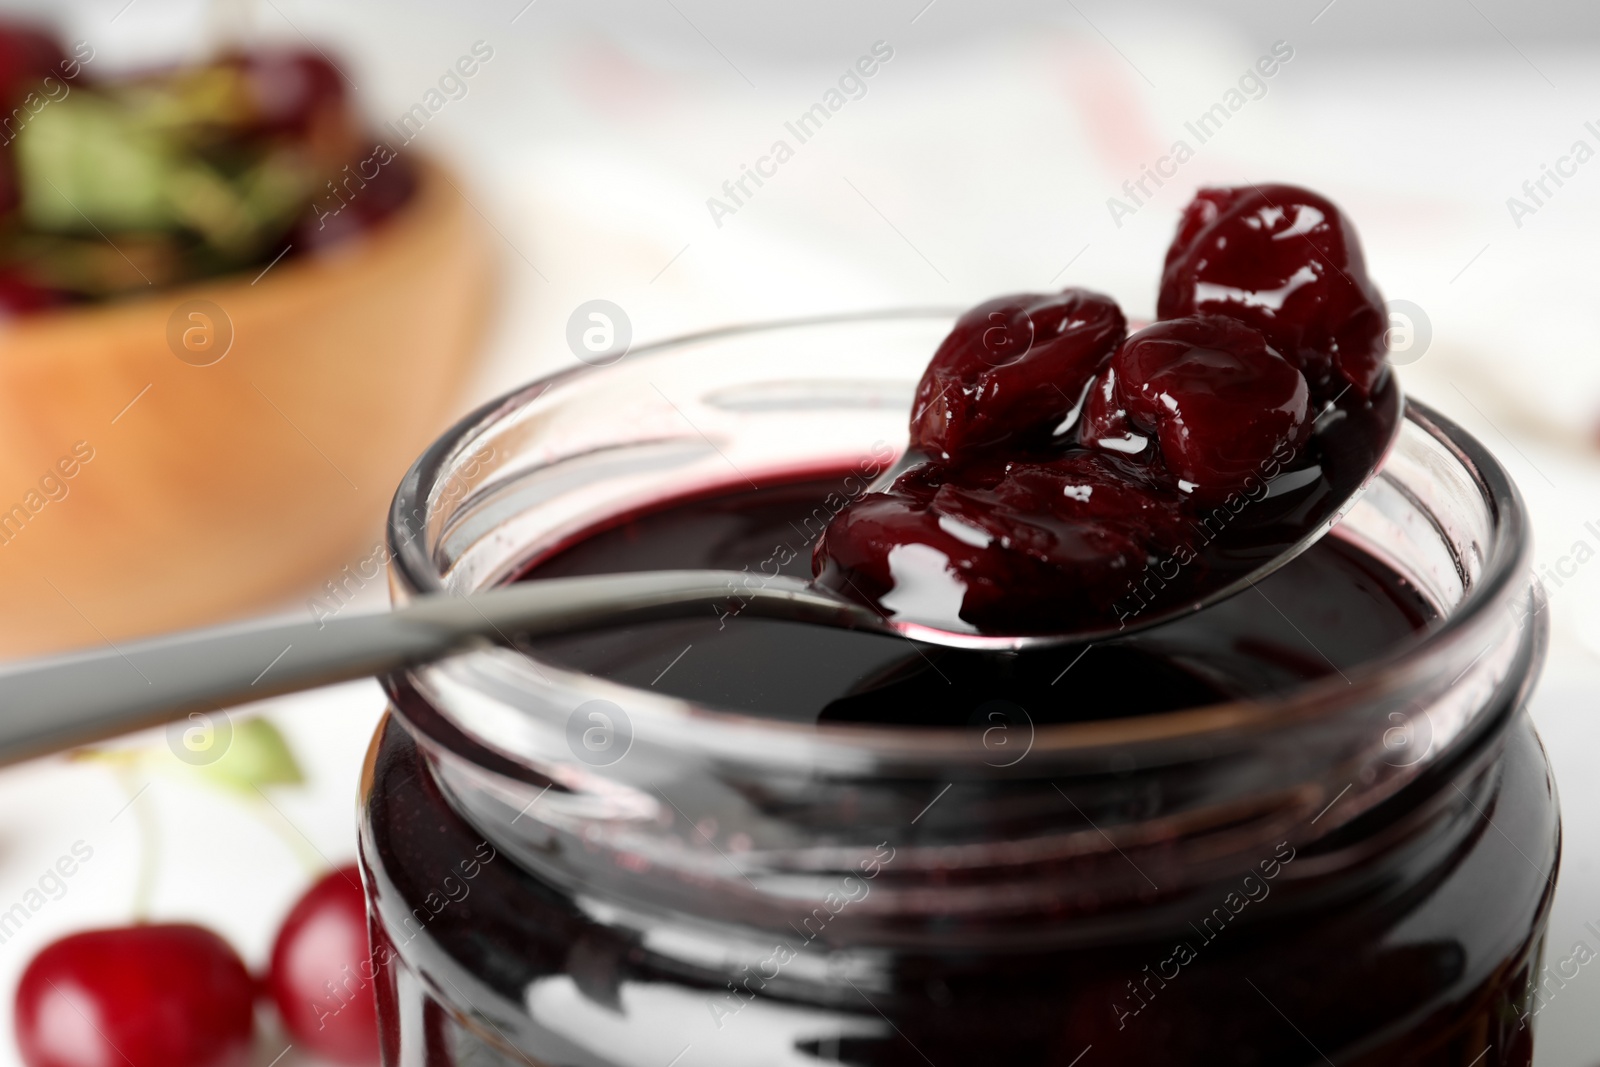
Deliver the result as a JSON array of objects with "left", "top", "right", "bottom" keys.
[{"left": 362, "top": 313, "right": 1555, "bottom": 1066}]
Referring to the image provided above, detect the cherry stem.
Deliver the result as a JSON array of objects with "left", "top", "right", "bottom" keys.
[
  {"left": 246, "top": 792, "right": 326, "bottom": 878},
  {"left": 113, "top": 764, "right": 159, "bottom": 921}
]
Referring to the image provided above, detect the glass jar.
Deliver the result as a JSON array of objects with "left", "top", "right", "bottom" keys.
[{"left": 362, "top": 312, "right": 1556, "bottom": 1066}]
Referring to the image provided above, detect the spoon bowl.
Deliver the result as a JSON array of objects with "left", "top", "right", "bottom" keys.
[{"left": 820, "top": 371, "right": 1405, "bottom": 647}]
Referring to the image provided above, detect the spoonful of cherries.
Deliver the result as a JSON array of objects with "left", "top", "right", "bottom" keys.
[
  {"left": 817, "top": 181, "right": 1401, "bottom": 642},
  {"left": 0, "top": 183, "right": 1402, "bottom": 761}
]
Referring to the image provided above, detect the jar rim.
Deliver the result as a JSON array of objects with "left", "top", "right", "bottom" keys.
[{"left": 385, "top": 310, "right": 1535, "bottom": 774}]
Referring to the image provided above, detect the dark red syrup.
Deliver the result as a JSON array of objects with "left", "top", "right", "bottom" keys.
[{"left": 364, "top": 478, "right": 1553, "bottom": 1067}]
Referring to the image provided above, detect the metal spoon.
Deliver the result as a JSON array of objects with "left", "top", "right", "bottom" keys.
[{"left": 0, "top": 380, "right": 1402, "bottom": 766}]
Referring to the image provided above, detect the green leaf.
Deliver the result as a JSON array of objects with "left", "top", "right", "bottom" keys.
[
  {"left": 16, "top": 93, "right": 180, "bottom": 233},
  {"left": 14, "top": 79, "right": 315, "bottom": 261},
  {"left": 195, "top": 716, "right": 305, "bottom": 794}
]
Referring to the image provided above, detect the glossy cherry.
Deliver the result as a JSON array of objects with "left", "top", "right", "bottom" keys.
[
  {"left": 818, "top": 183, "right": 1390, "bottom": 634},
  {"left": 909, "top": 288, "right": 1125, "bottom": 460},
  {"left": 814, "top": 451, "right": 1194, "bottom": 632},
  {"left": 1157, "top": 183, "right": 1389, "bottom": 398},
  {"left": 15, "top": 924, "right": 255, "bottom": 1067},
  {"left": 268, "top": 865, "right": 380, "bottom": 1066},
  {"left": 1080, "top": 316, "right": 1310, "bottom": 504}
]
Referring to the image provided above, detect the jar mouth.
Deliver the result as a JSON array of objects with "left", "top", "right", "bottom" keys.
[{"left": 384, "top": 310, "right": 1536, "bottom": 779}]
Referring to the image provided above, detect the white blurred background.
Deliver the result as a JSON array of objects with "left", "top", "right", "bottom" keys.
[{"left": 3, "top": 0, "right": 1600, "bottom": 1064}]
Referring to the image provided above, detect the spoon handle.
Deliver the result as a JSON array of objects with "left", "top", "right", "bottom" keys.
[{"left": 0, "top": 571, "right": 868, "bottom": 767}]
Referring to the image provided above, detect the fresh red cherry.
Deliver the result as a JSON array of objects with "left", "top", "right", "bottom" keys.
[
  {"left": 222, "top": 48, "right": 347, "bottom": 139},
  {"left": 268, "top": 865, "right": 380, "bottom": 1066},
  {"left": 15, "top": 924, "right": 255, "bottom": 1067},
  {"left": 909, "top": 288, "right": 1125, "bottom": 460},
  {"left": 1082, "top": 316, "right": 1310, "bottom": 504},
  {"left": 291, "top": 153, "right": 417, "bottom": 252},
  {"left": 1157, "top": 184, "right": 1389, "bottom": 399},
  {"left": 0, "top": 269, "right": 71, "bottom": 315},
  {"left": 0, "top": 24, "right": 67, "bottom": 105},
  {"left": 814, "top": 451, "right": 1193, "bottom": 632}
]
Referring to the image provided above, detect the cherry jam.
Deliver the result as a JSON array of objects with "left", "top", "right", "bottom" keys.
[
  {"left": 814, "top": 184, "right": 1399, "bottom": 637},
  {"left": 362, "top": 476, "right": 1556, "bottom": 1067},
  {"left": 518, "top": 479, "right": 1428, "bottom": 720}
]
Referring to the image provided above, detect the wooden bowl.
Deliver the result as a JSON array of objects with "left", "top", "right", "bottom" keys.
[{"left": 0, "top": 158, "right": 494, "bottom": 656}]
